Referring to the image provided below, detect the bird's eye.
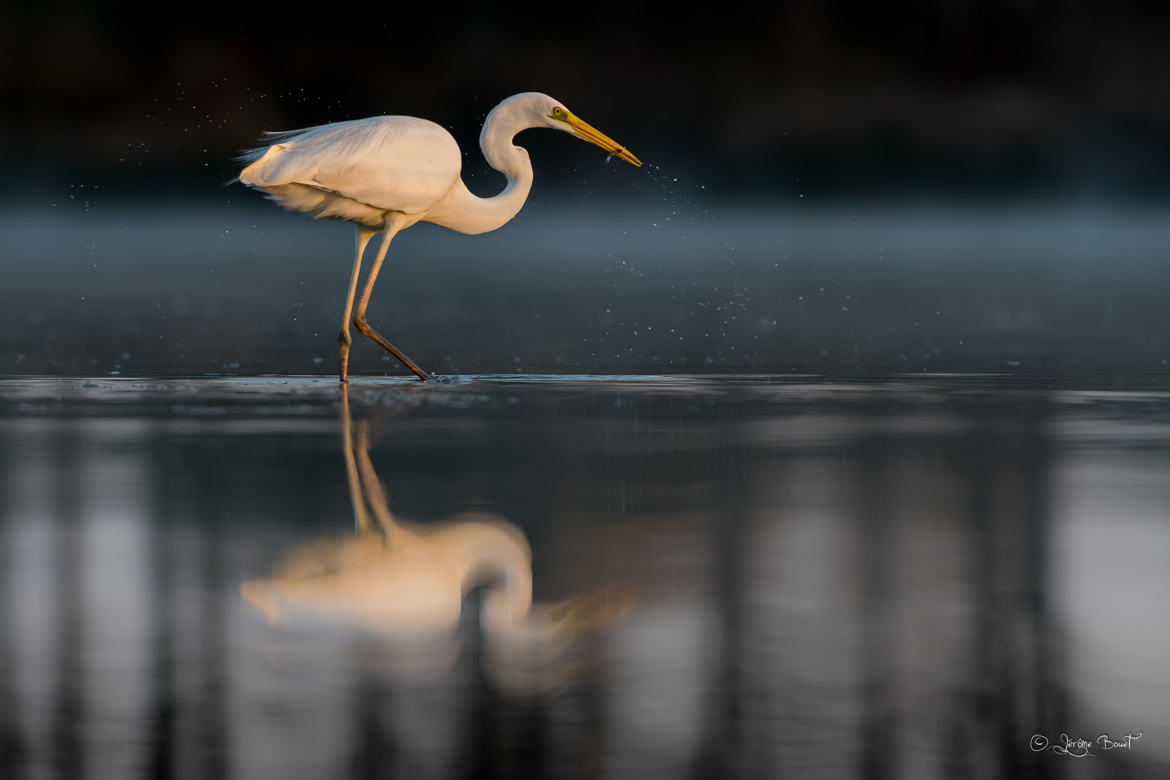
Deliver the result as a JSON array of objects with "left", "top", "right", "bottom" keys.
[{"left": 552, "top": 107, "right": 565, "bottom": 119}]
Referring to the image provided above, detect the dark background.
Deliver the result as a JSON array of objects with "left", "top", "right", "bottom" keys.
[
  {"left": 4, "top": 1, "right": 1169, "bottom": 203},
  {"left": 2, "top": 2, "right": 1170, "bottom": 379},
  {"left": 2, "top": 9, "right": 1170, "bottom": 775}
]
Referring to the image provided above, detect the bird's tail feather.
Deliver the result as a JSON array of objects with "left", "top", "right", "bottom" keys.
[{"left": 228, "top": 130, "right": 303, "bottom": 185}]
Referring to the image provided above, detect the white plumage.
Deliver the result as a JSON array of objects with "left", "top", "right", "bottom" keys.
[
  {"left": 239, "top": 116, "right": 461, "bottom": 227},
  {"left": 240, "top": 391, "right": 635, "bottom": 691},
  {"left": 236, "top": 92, "right": 641, "bottom": 382}
]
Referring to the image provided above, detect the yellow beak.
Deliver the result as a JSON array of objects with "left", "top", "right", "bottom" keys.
[{"left": 563, "top": 112, "right": 642, "bottom": 167}]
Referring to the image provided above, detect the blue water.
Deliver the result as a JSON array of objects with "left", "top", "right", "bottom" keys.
[
  {"left": 4, "top": 204, "right": 1170, "bottom": 378},
  {"left": 0, "top": 374, "right": 1167, "bottom": 778}
]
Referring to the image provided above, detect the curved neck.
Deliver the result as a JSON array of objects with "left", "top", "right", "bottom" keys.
[
  {"left": 442, "top": 519, "right": 533, "bottom": 630},
  {"left": 480, "top": 565, "right": 534, "bottom": 634},
  {"left": 423, "top": 105, "right": 537, "bottom": 235}
]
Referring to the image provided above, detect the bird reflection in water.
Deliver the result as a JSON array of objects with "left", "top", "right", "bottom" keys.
[{"left": 242, "top": 387, "right": 631, "bottom": 693}]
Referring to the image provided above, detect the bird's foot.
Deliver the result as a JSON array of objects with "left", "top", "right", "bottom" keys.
[{"left": 353, "top": 317, "right": 431, "bottom": 382}]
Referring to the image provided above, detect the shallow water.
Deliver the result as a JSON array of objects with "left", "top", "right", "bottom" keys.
[
  {"left": 5, "top": 204, "right": 1170, "bottom": 377},
  {"left": 0, "top": 374, "right": 1167, "bottom": 778}
]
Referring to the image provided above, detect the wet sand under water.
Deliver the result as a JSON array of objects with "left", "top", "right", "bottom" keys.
[{"left": 0, "top": 374, "right": 1167, "bottom": 778}]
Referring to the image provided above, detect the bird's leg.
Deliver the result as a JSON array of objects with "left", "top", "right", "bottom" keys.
[
  {"left": 339, "top": 384, "right": 374, "bottom": 533},
  {"left": 354, "top": 422, "right": 402, "bottom": 543},
  {"left": 338, "top": 227, "right": 376, "bottom": 383},
  {"left": 353, "top": 216, "right": 432, "bottom": 381}
]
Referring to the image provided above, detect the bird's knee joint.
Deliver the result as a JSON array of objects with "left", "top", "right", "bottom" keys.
[
  {"left": 353, "top": 316, "right": 370, "bottom": 334},
  {"left": 338, "top": 328, "right": 352, "bottom": 347}
]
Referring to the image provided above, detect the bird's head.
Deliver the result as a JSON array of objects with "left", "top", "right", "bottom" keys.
[{"left": 516, "top": 93, "right": 642, "bottom": 167}]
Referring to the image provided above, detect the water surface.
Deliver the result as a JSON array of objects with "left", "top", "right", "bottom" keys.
[{"left": 0, "top": 375, "right": 1167, "bottom": 778}]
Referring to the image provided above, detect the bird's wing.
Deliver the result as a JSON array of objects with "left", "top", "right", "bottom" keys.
[{"left": 239, "top": 116, "right": 462, "bottom": 215}]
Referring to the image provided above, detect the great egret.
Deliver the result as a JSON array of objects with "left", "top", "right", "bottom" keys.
[
  {"left": 236, "top": 92, "right": 641, "bottom": 383},
  {"left": 241, "top": 387, "right": 633, "bottom": 691}
]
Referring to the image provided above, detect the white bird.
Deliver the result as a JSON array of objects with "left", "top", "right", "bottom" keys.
[
  {"left": 241, "top": 387, "right": 634, "bottom": 691},
  {"left": 236, "top": 92, "right": 641, "bottom": 382}
]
